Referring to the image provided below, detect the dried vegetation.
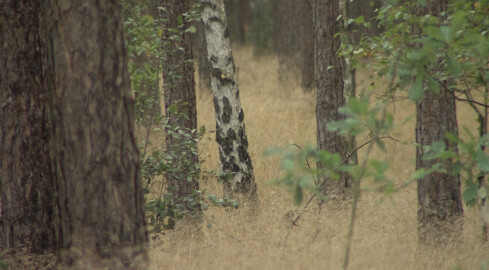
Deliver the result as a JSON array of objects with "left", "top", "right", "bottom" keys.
[{"left": 149, "top": 46, "right": 489, "bottom": 269}]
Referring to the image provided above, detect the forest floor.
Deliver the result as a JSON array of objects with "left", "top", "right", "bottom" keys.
[{"left": 148, "top": 46, "right": 489, "bottom": 270}]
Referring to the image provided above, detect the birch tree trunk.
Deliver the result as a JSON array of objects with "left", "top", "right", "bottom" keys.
[{"left": 200, "top": 0, "right": 258, "bottom": 203}]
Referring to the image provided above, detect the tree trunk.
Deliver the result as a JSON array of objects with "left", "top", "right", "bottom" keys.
[
  {"left": 193, "top": 18, "right": 212, "bottom": 90},
  {"left": 272, "top": 0, "right": 300, "bottom": 77},
  {"left": 160, "top": 0, "right": 200, "bottom": 214},
  {"left": 43, "top": 1, "right": 147, "bottom": 267},
  {"left": 200, "top": 0, "right": 258, "bottom": 203},
  {"left": 224, "top": 0, "right": 250, "bottom": 44},
  {"left": 414, "top": 0, "right": 463, "bottom": 243},
  {"left": 314, "top": 0, "right": 354, "bottom": 199},
  {"left": 299, "top": 0, "right": 315, "bottom": 92},
  {"left": 272, "top": 0, "right": 314, "bottom": 92},
  {"left": 0, "top": 0, "right": 55, "bottom": 254}
]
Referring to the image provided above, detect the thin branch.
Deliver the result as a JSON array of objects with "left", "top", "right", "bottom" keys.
[{"left": 281, "top": 135, "right": 397, "bottom": 247}]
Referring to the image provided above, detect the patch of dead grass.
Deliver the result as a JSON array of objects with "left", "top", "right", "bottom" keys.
[{"left": 149, "top": 46, "right": 489, "bottom": 270}]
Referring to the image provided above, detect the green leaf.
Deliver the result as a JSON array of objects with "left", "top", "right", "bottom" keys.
[
  {"left": 446, "top": 54, "right": 461, "bottom": 77},
  {"left": 375, "top": 137, "right": 387, "bottom": 152},
  {"left": 476, "top": 150, "right": 489, "bottom": 172},
  {"left": 185, "top": 25, "right": 197, "bottom": 33},
  {"left": 449, "top": 11, "right": 465, "bottom": 42},
  {"left": 349, "top": 97, "right": 368, "bottom": 116},
  {"left": 424, "top": 26, "right": 445, "bottom": 42},
  {"left": 408, "top": 76, "right": 423, "bottom": 101},
  {"left": 463, "top": 181, "right": 478, "bottom": 204},
  {"left": 445, "top": 132, "right": 459, "bottom": 143},
  {"left": 427, "top": 75, "right": 439, "bottom": 94},
  {"left": 294, "top": 185, "right": 303, "bottom": 205},
  {"left": 412, "top": 168, "right": 430, "bottom": 180},
  {"left": 450, "top": 162, "right": 463, "bottom": 175},
  {"left": 281, "top": 159, "right": 294, "bottom": 170},
  {"left": 417, "top": 0, "right": 426, "bottom": 7}
]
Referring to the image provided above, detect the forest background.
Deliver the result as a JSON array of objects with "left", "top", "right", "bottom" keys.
[{"left": 1, "top": 0, "right": 489, "bottom": 269}]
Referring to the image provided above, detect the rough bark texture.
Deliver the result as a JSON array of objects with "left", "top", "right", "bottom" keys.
[
  {"left": 160, "top": 0, "right": 200, "bottom": 210},
  {"left": 315, "top": 0, "right": 354, "bottom": 198},
  {"left": 42, "top": 1, "right": 147, "bottom": 267},
  {"left": 200, "top": 0, "right": 258, "bottom": 202},
  {"left": 414, "top": 0, "right": 463, "bottom": 243},
  {"left": 0, "top": 0, "right": 55, "bottom": 254}
]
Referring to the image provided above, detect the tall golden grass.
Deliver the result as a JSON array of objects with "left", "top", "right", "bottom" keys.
[{"left": 149, "top": 46, "right": 489, "bottom": 270}]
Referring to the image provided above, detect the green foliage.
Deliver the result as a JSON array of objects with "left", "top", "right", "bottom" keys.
[
  {"left": 124, "top": 0, "right": 237, "bottom": 237},
  {"left": 348, "top": 0, "right": 489, "bottom": 209},
  {"left": 271, "top": 0, "right": 489, "bottom": 223},
  {"left": 267, "top": 90, "right": 397, "bottom": 204}
]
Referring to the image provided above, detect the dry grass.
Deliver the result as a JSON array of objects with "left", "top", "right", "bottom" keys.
[{"left": 148, "top": 46, "right": 489, "bottom": 270}]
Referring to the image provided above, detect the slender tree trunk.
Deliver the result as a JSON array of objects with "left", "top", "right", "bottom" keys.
[
  {"left": 193, "top": 18, "right": 212, "bottom": 90},
  {"left": 299, "top": 0, "right": 315, "bottom": 92},
  {"left": 160, "top": 0, "right": 200, "bottom": 215},
  {"left": 315, "top": 0, "right": 354, "bottom": 198},
  {"left": 43, "top": 1, "right": 147, "bottom": 267},
  {"left": 224, "top": 0, "right": 250, "bottom": 44},
  {"left": 0, "top": 0, "right": 55, "bottom": 254},
  {"left": 200, "top": 0, "right": 258, "bottom": 203},
  {"left": 414, "top": 0, "right": 463, "bottom": 243},
  {"left": 272, "top": 0, "right": 300, "bottom": 77},
  {"left": 272, "top": 0, "right": 314, "bottom": 92}
]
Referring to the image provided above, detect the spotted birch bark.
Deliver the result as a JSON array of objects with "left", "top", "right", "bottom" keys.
[{"left": 200, "top": 0, "right": 258, "bottom": 202}]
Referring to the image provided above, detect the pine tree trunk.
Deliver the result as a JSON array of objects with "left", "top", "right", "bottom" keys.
[
  {"left": 160, "top": 0, "right": 200, "bottom": 214},
  {"left": 414, "top": 0, "right": 463, "bottom": 243},
  {"left": 43, "top": 1, "right": 147, "bottom": 267},
  {"left": 314, "top": 0, "right": 354, "bottom": 198},
  {"left": 200, "top": 0, "right": 258, "bottom": 202},
  {"left": 0, "top": 0, "right": 55, "bottom": 254}
]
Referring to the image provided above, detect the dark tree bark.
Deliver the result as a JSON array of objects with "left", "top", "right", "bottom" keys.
[
  {"left": 299, "top": 0, "right": 315, "bottom": 92},
  {"left": 0, "top": 0, "right": 55, "bottom": 254},
  {"left": 272, "top": 0, "right": 300, "bottom": 72},
  {"left": 414, "top": 0, "right": 463, "bottom": 243},
  {"left": 224, "top": 0, "right": 250, "bottom": 44},
  {"left": 160, "top": 0, "right": 200, "bottom": 213},
  {"left": 200, "top": 0, "right": 258, "bottom": 203},
  {"left": 43, "top": 1, "right": 147, "bottom": 267},
  {"left": 315, "top": 0, "right": 354, "bottom": 198},
  {"left": 272, "top": 0, "right": 314, "bottom": 92},
  {"left": 193, "top": 18, "right": 212, "bottom": 90}
]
